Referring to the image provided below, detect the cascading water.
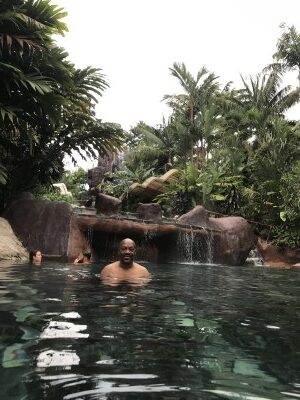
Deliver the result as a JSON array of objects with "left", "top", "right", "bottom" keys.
[
  {"left": 202, "top": 228, "right": 214, "bottom": 264},
  {"left": 87, "top": 226, "right": 93, "bottom": 248},
  {"left": 246, "top": 248, "right": 263, "bottom": 266},
  {"left": 139, "top": 226, "right": 158, "bottom": 261},
  {"left": 177, "top": 227, "right": 215, "bottom": 264},
  {"left": 78, "top": 212, "right": 217, "bottom": 264},
  {"left": 177, "top": 229, "right": 194, "bottom": 263}
]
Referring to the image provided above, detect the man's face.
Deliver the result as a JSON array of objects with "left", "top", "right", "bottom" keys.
[{"left": 119, "top": 240, "right": 136, "bottom": 266}]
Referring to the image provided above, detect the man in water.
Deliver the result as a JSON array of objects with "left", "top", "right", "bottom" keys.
[{"left": 100, "top": 238, "right": 150, "bottom": 284}]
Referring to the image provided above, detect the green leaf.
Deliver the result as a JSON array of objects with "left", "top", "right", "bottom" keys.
[
  {"left": 280, "top": 211, "right": 287, "bottom": 221},
  {"left": 211, "top": 194, "right": 226, "bottom": 201}
]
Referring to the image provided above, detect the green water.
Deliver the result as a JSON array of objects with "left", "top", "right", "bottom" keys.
[{"left": 0, "top": 261, "right": 299, "bottom": 399}]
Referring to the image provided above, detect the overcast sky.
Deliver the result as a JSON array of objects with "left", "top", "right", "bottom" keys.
[{"left": 54, "top": 0, "right": 300, "bottom": 170}]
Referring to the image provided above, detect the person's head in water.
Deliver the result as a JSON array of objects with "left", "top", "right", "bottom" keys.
[
  {"left": 118, "top": 238, "right": 136, "bottom": 268},
  {"left": 73, "top": 251, "right": 91, "bottom": 264},
  {"left": 29, "top": 250, "right": 42, "bottom": 264},
  {"left": 82, "top": 252, "right": 91, "bottom": 264}
]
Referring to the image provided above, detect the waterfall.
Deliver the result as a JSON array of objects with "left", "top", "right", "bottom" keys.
[
  {"left": 139, "top": 227, "right": 157, "bottom": 261},
  {"left": 246, "top": 248, "right": 263, "bottom": 266},
  {"left": 87, "top": 226, "right": 93, "bottom": 248},
  {"left": 202, "top": 228, "right": 214, "bottom": 264},
  {"left": 177, "top": 230, "right": 194, "bottom": 263},
  {"left": 177, "top": 227, "right": 215, "bottom": 264}
]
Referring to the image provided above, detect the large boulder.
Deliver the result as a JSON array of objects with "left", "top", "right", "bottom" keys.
[
  {"left": 137, "top": 203, "right": 162, "bottom": 222},
  {"left": 257, "top": 239, "right": 300, "bottom": 267},
  {"left": 0, "top": 217, "right": 28, "bottom": 261},
  {"left": 3, "top": 194, "right": 72, "bottom": 257},
  {"left": 178, "top": 205, "right": 210, "bottom": 227},
  {"left": 210, "top": 216, "right": 257, "bottom": 265},
  {"left": 178, "top": 206, "right": 257, "bottom": 265},
  {"left": 95, "top": 193, "right": 122, "bottom": 215}
]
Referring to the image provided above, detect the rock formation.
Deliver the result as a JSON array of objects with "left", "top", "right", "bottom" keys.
[
  {"left": 257, "top": 238, "right": 300, "bottom": 267},
  {"left": 178, "top": 206, "right": 257, "bottom": 265},
  {"left": 3, "top": 192, "right": 72, "bottom": 258},
  {"left": 2, "top": 195, "right": 257, "bottom": 266},
  {"left": 0, "top": 217, "right": 28, "bottom": 261},
  {"left": 136, "top": 203, "right": 162, "bottom": 223},
  {"left": 94, "top": 192, "right": 122, "bottom": 215}
]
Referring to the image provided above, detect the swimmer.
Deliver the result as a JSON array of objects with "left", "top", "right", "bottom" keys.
[
  {"left": 29, "top": 250, "right": 42, "bottom": 265},
  {"left": 100, "top": 238, "right": 150, "bottom": 284},
  {"left": 73, "top": 252, "right": 91, "bottom": 265}
]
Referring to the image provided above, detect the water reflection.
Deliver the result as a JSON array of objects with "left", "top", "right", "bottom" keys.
[
  {"left": 0, "top": 261, "right": 299, "bottom": 399},
  {"left": 37, "top": 350, "right": 80, "bottom": 368}
]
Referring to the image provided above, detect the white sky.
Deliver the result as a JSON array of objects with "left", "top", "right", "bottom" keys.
[{"left": 55, "top": 0, "right": 300, "bottom": 170}]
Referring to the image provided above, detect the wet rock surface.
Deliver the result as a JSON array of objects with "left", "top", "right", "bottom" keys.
[
  {"left": 2, "top": 196, "right": 257, "bottom": 266},
  {"left": 3, "top": 194, "right": 72, "bottom": 257},
  {"left": 0, "top": 217, "right": 28, "bottom": 261},
  {"left": 136, "top": 203, "right": 162, "bottom": 222},
  {"left": 257, "top": 238, "right": 300, "bottom": 267}
]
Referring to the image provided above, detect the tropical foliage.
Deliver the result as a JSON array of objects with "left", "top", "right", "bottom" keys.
[
  {"left": 0, "top": 0, "right": 124, "bottom": 210},
  {"left": 103, "top": 26, "right": 300, "bottom": 247},
  {"left": 1, "top": 4, "right": 300, "bottom": 250}
]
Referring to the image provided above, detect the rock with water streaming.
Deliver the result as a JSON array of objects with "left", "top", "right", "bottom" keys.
[
  {"left": 177, "top": 206, "right": 257, "bottom": 265},
  {"left": 2, "top": 195, "right": 257, "bottom": 266}
]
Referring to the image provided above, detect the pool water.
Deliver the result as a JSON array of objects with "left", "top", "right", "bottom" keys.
[{"left": 0, "top": 261, "right": 299, "bottom": 399}]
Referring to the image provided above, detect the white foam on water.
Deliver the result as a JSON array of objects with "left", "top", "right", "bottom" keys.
[
  {"left": 60, "top": 312, "right": 81, "bottom": 319},
  {"left": 37, "top": 350, "right": 80, "bottom": 367},
  {"left": 40, "top": 321, "right": 89, "bottom": 339}
]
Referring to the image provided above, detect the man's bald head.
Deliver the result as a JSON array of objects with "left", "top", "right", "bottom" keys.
[{"left": 119, "top": 238, "right": 136, "bottom": 249}]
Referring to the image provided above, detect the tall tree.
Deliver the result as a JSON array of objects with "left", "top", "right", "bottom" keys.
[
  {"left": 274, "top": 24, "right": 300, "bottom": 86},
  {"left": 164, "top": 62, "right": 219, "bottom": 168},
  {"left": 0, "top": 1, "right": 125, "bottom": 210}
]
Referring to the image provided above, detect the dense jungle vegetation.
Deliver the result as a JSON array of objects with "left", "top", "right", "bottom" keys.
[{"left": 1, "top": 0, "right": 300, "bottom": 247}]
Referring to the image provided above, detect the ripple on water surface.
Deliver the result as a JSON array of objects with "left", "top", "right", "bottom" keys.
[{"left": 0, "top": 261, "right": 300, "bottom": 399}]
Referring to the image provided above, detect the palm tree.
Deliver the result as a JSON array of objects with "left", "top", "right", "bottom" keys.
[
  {"left": 0, "top": 0, "right": 68, "bottom": 184},
  {"left": 239, "top": 71, "right": 300, "bottom": 117},
  {"left": 128, "top": 120, "right": 176, "bottom": 170},
  {"left": 0, "top": 0, "right": 68, "bottom": 123},
  {"left": 164, "top": 62, "right": 219, "bottom": 169},
  {"left": 0, "top": 1, "right": 125, "bottom": 211},
  {"left": 274, "top": 24, "right": 300, "bottom": 86}
]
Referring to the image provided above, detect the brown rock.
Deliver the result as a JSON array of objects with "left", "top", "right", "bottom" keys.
[
  {"left": 136, "top": 203, "right": 162, "bottom": 222},
  {"left": 178, "top": 205, "right": 209, "bottom": 227},
  {"left": 94, "top": 193, "right": 122, "bottom": 215},
  {"left": 210, "top": 216, "right": 257, "bottom": 265},
  {"left": 3, "top": 195, "right": 72, "bottom": 257},
  {"left": 0, "top": 217, "right": 28, "bottom": 261},
  {"left": 178, "top": 206, "right": 257, "bottom": 265},
  {"left": 257, "top": 239, "right": 300, "bottom": 267}
]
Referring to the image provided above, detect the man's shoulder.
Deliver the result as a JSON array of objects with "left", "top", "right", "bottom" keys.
[
  {"left": 133, "top": 262, "right": 150, "bottom": 276},
  {"left": 102, "top": 261, "right": 118, "bottom": 270}
]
